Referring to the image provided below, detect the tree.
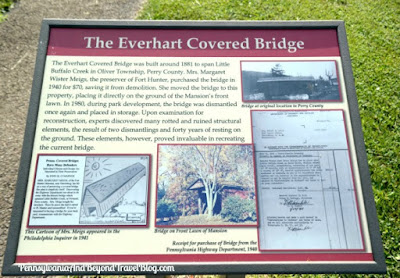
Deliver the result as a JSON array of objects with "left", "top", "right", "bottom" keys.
[
  {"left": 271, "top": 63, "right": 285, "bottom": 76},
  {"left": 157, "top": 149, "right": 198, "bottom": 217},
  {"left": 166, "top": 174, "right": 197, "bottom": 216},
  {"left": 190, "top": 145, "right": 223, "bottom": 217},
  {"left": 157, "top": 181, "right": 166, "bottom": 200},
  {"left": 157, "top": 199, "right": 178, "bottom": 219}
]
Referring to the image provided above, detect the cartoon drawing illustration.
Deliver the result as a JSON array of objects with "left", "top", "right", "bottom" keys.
[{"left": 80, "top": 156, "right": 149, "bottom": 225}]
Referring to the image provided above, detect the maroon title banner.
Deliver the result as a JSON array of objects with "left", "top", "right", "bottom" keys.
[{"left": 48, "top": 28, "right": 339, "bottom": 57}]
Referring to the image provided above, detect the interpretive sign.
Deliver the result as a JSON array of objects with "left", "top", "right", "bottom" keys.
[{"left": 2, "top": 20, "right": 386, "bottom": 275}]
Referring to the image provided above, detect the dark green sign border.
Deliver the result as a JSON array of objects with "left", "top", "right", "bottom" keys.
[{"left": 2, "top": 19, "right": 386, "bottom": 275}]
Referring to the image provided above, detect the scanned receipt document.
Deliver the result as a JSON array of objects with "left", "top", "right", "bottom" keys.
[{"left": 252, "top": 110, "right": 363, "bottom": 250}]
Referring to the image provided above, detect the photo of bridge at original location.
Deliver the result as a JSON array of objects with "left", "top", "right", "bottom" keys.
[{"left": 241, "top": 61, "right": 341, "bottom": 101}]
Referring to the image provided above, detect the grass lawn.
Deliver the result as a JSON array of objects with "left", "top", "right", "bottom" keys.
[
  {"left": 0, "top": 0, "right": 14, "bottom": 21},
  {"left": 138, "top": 1, "right": 399, "bottom": 277}
]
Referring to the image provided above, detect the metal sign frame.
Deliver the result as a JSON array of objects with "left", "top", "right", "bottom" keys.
[{"left": 2, "top": 20, "right": 386, "bottom": 275}]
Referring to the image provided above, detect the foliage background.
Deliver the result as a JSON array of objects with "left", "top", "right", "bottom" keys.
[{"left": 138, "top": 0, "right": 400, "bottom": 277}]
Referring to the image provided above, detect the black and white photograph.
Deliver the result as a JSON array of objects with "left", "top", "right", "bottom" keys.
[{"left": 241, "top": 61, "right": 341, "bottom": 101}]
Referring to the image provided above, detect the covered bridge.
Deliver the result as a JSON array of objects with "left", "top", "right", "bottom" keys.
[
  {"left": 187, "top": 178, "right": 243, "bottom": 215},
  {"left": 257, "top": 76, "right": 315, "bottom": 99}
]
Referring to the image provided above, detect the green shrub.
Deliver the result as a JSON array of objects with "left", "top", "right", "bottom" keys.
[
  {"left": 156, "top": 199, "right": 179, "bottom": 219},
  {"left": 0, "top": 0, "right": 14, "bottom": 12},
  {"left": 221, "top": 195, "right": 256, "bottom": 222}
]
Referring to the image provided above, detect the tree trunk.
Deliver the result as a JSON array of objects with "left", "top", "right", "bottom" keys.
[
  {"left": 207, "top": 189, "right": 213, "bottom": 217},
  {"left": 198, "top": 197, "right": 202, "bottom": 215}
]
